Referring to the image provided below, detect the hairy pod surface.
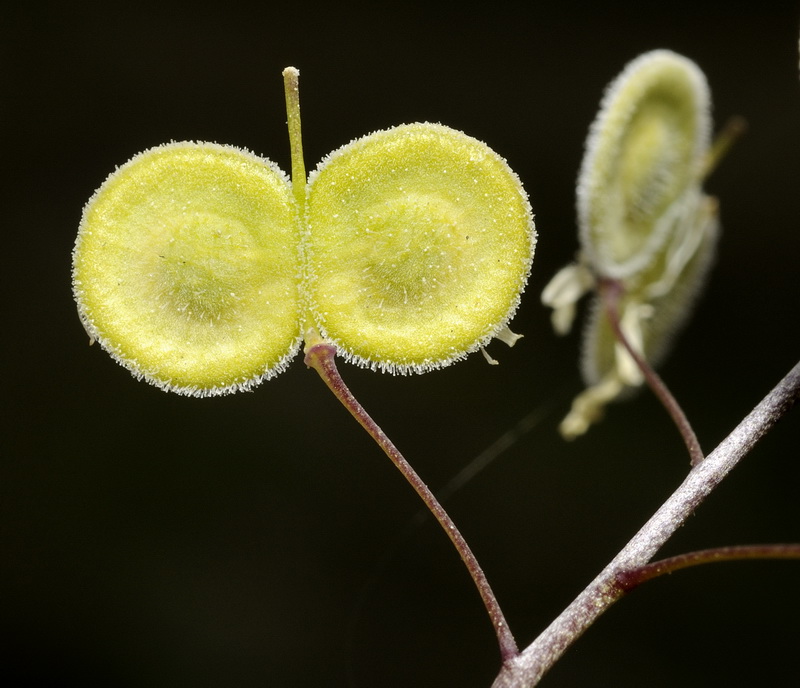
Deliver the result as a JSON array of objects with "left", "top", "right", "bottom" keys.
[
  {"left": 542, "top": 50, "right": 721, "bottom": 439},
  {"left": 306, "top": 123, "right": 534, "bottom": 373},
  {"left": 72, "top": 143, "right": 302, "bottom": 396},
  {"left": 582, "top": 196, "right": 720, "bottom": 388},
  {"left": 578, "top": 49, "right": 711, "bottom": 280},
  {"left": 73, "top": 75, "right": 536, "bottom": 394}
]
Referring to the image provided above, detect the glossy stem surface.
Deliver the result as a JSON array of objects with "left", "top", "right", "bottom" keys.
[{"left": 304, "top": 337, "right": 519, "bottom": 662}]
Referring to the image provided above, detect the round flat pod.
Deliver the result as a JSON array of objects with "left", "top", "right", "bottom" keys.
[
  {"left": 305, "top": 123, "right": 535, "bottom": 373},
  {"left": 577, "top": 50, "right": 711, "bottom": 280},
  {"left": 72, "top": 142, "right": 302, "bottom": 396}
]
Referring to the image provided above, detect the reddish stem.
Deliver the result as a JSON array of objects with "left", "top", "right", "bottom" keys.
[
  {"left": 617, "top": 543, "right": 800, "bottom": 591},
  {"left": 304, "top": 338, "right": 519, "bottom": 662},
  {"left": 600, "top": 278, "right": 705, "bottom": 465},
  {"left": 492, "top": 360, "right": 800, "bottom": 688}
]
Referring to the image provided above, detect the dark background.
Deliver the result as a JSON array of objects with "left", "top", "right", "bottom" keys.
[{"left": 4, "top": 2, "right": 800, "bottom": 686}]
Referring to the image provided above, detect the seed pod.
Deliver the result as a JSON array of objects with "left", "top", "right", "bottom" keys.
[
  {"left": 74, "top": 74, "right": 536, "bottom": 393},
  {"left": 305, "top": 123, "right": 535, "bottom": 373},
  {"left": 577, "top": 49, "right": 711, "bottom": 280},
  {"left": 581, "top": 195, "right": 720, "bottom": 388},
  {"left": 543, "top": 50, "right": 722, "bottom": 440},
  {"left": 72, "top": 142, "right": 302, "bottom": 396}
]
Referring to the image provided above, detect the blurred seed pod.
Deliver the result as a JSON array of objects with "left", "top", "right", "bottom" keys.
[
  {"left": 542, "top": 50, "right": 721, "bottom": 439},
  {"left": 578, "top": 49, "right": 711, "bottom": 280},
  {"left": 562, "top": 195, "right": 719, "bottom": 439}
]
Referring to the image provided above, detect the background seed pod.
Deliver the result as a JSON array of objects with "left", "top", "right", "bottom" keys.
[
  {"left": 581, "top": 194, "right": 720, "bottom": 389},
  {"left": 577, "top": 50, "right": 711, "bottom": 280}
]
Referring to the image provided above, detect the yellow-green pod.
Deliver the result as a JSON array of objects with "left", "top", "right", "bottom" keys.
[
  {"left": 72, "top": 142, "right": 302, "bottom": 396},
  {"left": 304, "top": 123, "right": 535, "bottom": 373},
  {"left": 578, "top": 50, "right": 711, "bottom": 279}
]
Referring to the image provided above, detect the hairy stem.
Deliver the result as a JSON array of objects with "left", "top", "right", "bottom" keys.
[
  {"left": 492, "top": 359, "right": 800, "bottom": 688},
  {"left": 304, "top": 334, "right": 519, "bottom": 662},
  {"left": 600, "top": 278, "right": 705, "bottom": 465},
  {"left": 617, "top": 544, "right": 800, "bottom": 590}
]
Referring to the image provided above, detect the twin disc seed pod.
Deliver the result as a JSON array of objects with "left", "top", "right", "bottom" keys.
[
  {"left": 74, "top": 53, "right": 714, "bottom": 420},
  {"left": 72, "top": 73, "right": 535, "bottom": 396}
]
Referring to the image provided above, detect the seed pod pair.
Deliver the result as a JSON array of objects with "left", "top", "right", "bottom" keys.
[{"left": 73, "top": 82, "right": 535, "bottom": 396}]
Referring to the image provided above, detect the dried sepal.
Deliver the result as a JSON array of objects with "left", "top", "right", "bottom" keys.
[{"left": 540, "top": 261, "right": 595, "bottom": 335}]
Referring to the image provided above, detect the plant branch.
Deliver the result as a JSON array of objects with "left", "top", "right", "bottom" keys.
[
  {"left": 702, "top": 115, "right": 747, "bottom": 180},
  {"left": 303, "top": 333, "right": 519, "bottom": 662},
  {"left": 617, "top": 544, "right": 800, "bottom": 590},
  {"left": 600, "top": 278, "right": 705, "bottom": 465},
  {"left": 492, "top": 359, "right": 800, "bottom": 688}
]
